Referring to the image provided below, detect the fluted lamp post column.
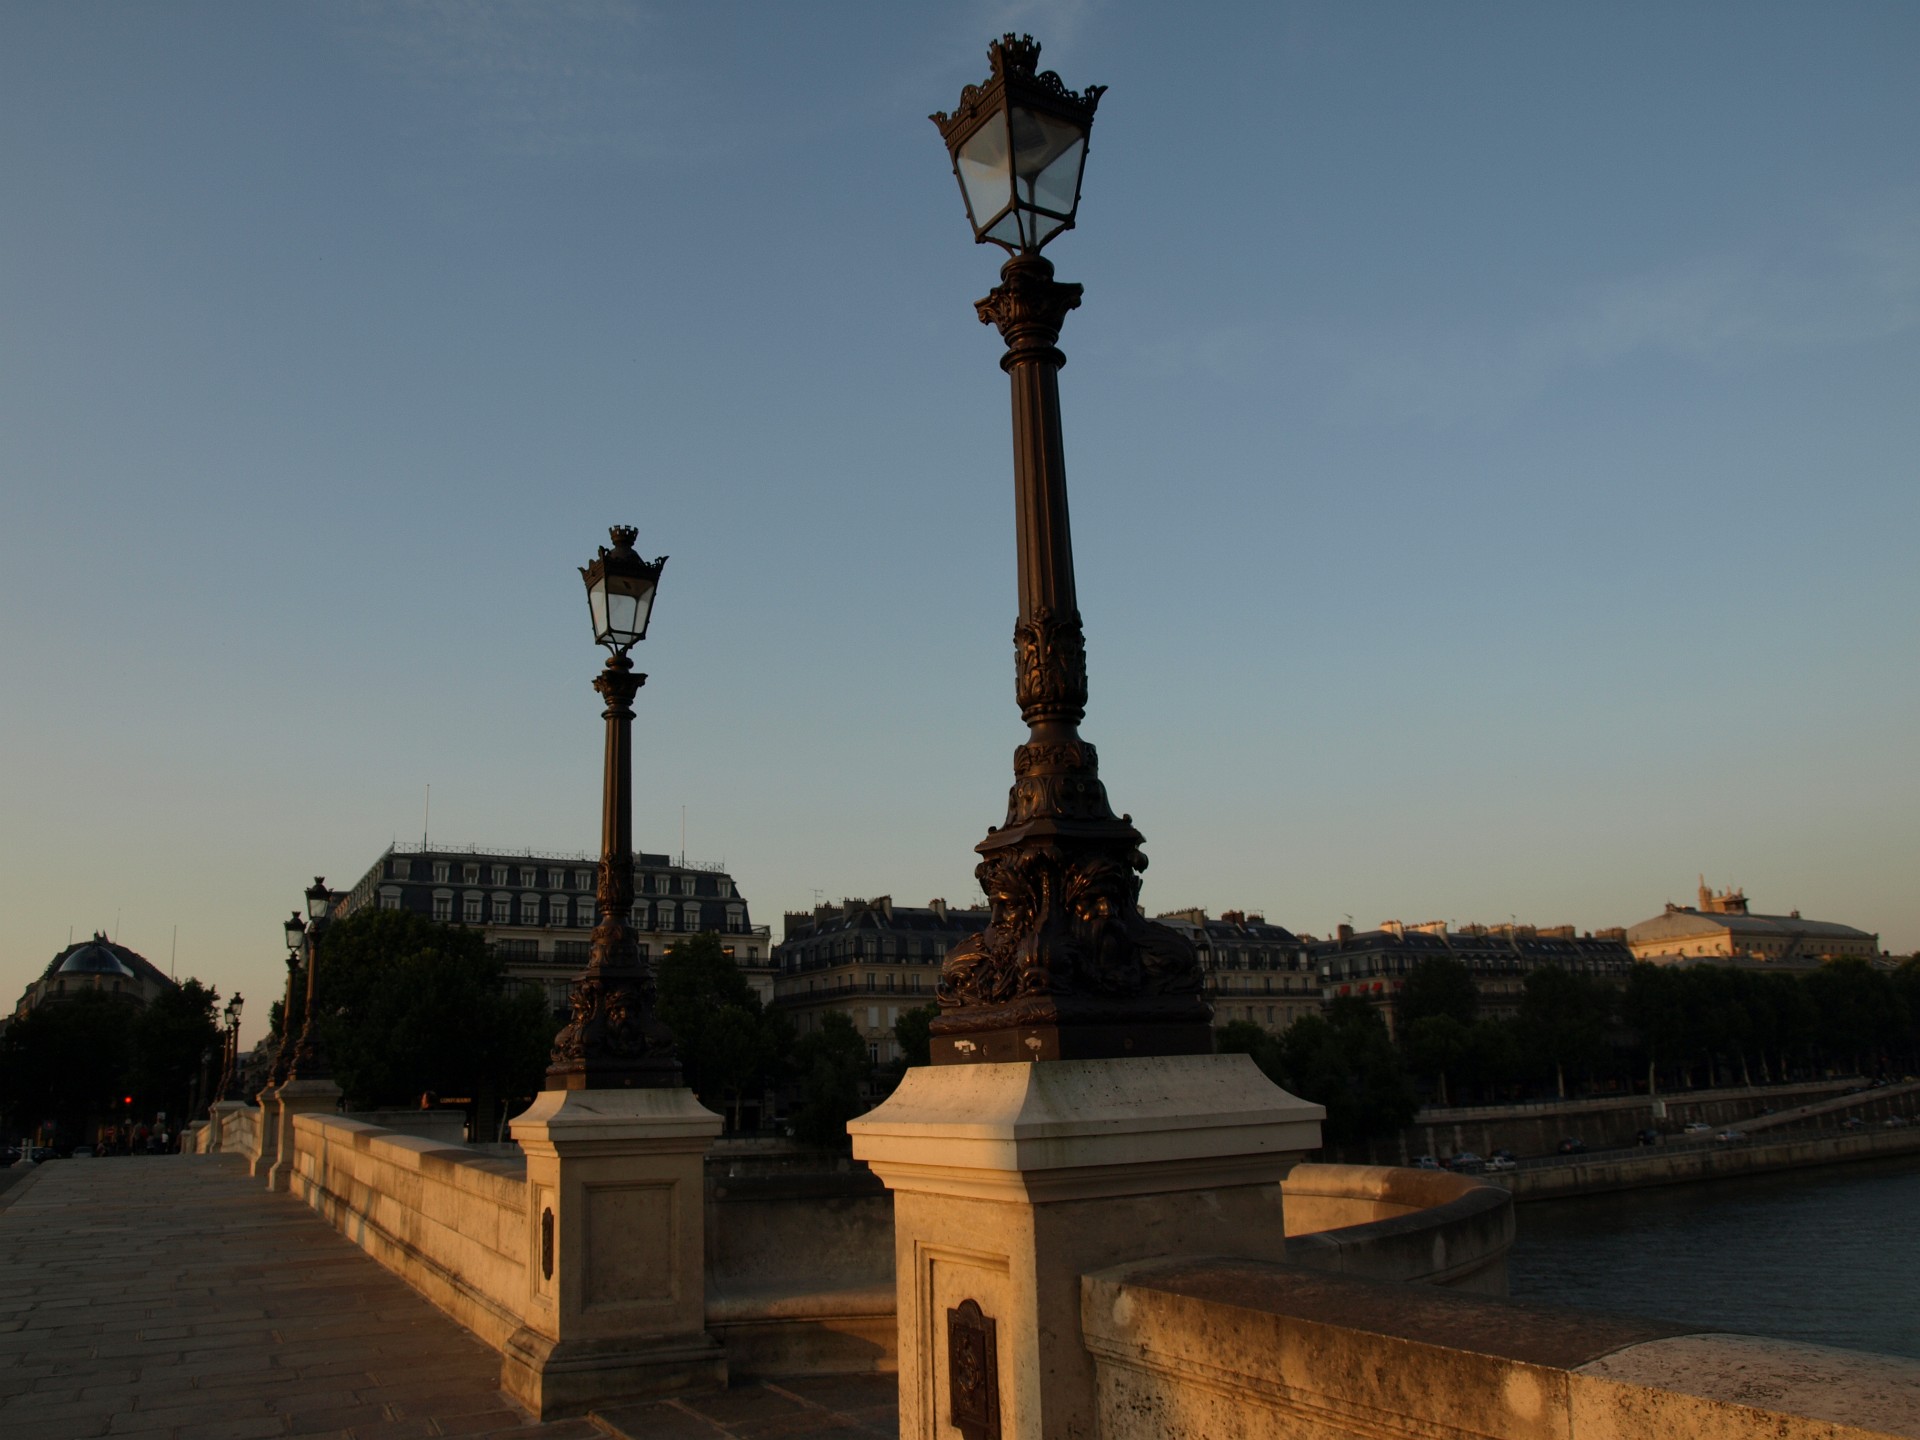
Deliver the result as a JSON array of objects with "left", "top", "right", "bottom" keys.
[
  {"left": 927, "top": 34, "right": 1210, "bottom": 1063},
  {"left": 267, "top": 878, "right": 341, "bottom": 1192},
  {"left": 546, "top": 526, "right": 678, "bottom": 1090}
]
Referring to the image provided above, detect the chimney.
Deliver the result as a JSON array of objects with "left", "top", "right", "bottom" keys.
[
  {"left": 1336, "top": 923, "right": 1354, "bottom": 943},
  {"left": 928, "top": 898, "right": 947, "bottom": 920}
]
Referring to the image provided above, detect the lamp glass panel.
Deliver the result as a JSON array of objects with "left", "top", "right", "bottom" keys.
[
  {"left": 308, "top": 893, "right": 330, "bottom": 922},
  {"left": 985, "top": 211, "right": 1024, "bottom": 248},
  {"left": 284, "top": 920, "right": 303, "bottom": 951},
  {"left": 956, "top": 115, "right": 1013, "bottom": 236},
  {"left": 588, "top": 581, "right": 611, "bottom": 643},
  {"left": 1010, "top": 109, "right": 1084, "bottom": 208},
  {"left": 603, "top": 575, "right": 655, "bottom": 643},
  {"left": 1027, "top": 210, "right": 1068, "bottom": 247},
  {"left": 1028, "top": 135, "right": 1084, "bottom": 217}
]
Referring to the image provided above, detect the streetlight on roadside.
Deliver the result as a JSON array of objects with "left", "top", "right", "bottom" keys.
[
  {"left": 218, "top": 992, "right": 245, "bottom": 1102},
  {"left": 265, "top": 912, "right": 306, "bottom": 1091},
  {"left": 928, "top": 35, "right": 1209, "bottom": 1063},
  {"left": 285, "top": 878, "right": 334, "bottom": 1081},
  {"left": 545, "top": 527, "right": 678, "bottom": 1089}
]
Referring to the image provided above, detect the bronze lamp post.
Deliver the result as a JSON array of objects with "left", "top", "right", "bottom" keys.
[
  {"left": 217, "top": 992, "right": 245, "bottom": 1102},
  {"left": 285, "top": 878, "right": 333, "bottom": 1081},
  {"left": 545, "top": 527, "right": 679, "bottom": 1089},
  {"left": 929, "top": 35, "right": 1210, "bottom": 1063},
  {"left": 264, "top": 913, "right": 305, "bottom": 1089}
]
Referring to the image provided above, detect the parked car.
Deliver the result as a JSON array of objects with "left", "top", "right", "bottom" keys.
[
  {"left": 1413, "top": 1155, "right": 1441, "bottom": 1170},
  {"left": 1715, "top": 1129, "right": 1747, "bottom": 1142},
  {"left": 1883, "top": 1116, "right": 1910, "bottom": 1128},
  {"left": 71, "top": 1146, "right": 94, "bottom": 1158},
  {"left": 1556, "top": 1138, "right": 1588, "bottom": 1155},
  {"left": 1490, "top": 1148, "right": 1516, "bottom": 1163},
  {"left": 1485, "top": 1154, "right": 1517, "bottom": 1173},
  {"left": 1683, "top": 1121, "right": 1713, "bottom": 1134},
  {"left": 1448, "top": 1152, "right": 1485, "bottom": 1173},
  {"left": 1634, "top": 1128, "right": 1661, "bottom": 1146},
  {"left": 1840, "top": 1117, "right": 1866, "bottom": 1131}
]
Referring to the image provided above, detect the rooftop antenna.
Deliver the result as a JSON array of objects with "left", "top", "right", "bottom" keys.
[
  {"left": 680, "top": 805, "right": 687, "bottom": 867},
  {"left": 423, "top": 783, "right": 431, "bottom": 852},
  {"left": 170, "top": 925, "right": 177, "bottom": 980}
]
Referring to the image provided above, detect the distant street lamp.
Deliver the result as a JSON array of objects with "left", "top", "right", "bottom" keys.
[
  {"left": 216, "top": 992, "right": 245, "bottom": 1103},
  {"left": 285, "top": 878, "right": 333, "bottom": 1081},
  {"left": 546, "top": 527, "right": 678, "bottom": 1089},
  {"left": 928, "top": 36, "right": 1209, "bottom": 1063},
  {"left": 264, "top": 912, "right": 305, "bottom": 1090}
]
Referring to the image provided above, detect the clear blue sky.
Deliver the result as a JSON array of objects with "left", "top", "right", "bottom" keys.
[{"left": 4, "top": 2, "right": 1916, "bottom": 1041}]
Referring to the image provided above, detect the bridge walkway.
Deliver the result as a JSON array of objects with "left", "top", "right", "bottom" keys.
[{"left": 0, "top": 1156, "right": 896, "bottom": 1439}]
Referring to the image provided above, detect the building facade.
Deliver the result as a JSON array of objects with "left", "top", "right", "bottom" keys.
[
  {"left": 1626, "top": 879, "right": 1880, "bottom": 967},
  {"left": 1152, "top": 909, "right": 1320, "bottom": 1033},
  {"left": 9, "top": 934, "right": 178, "bottom": 1022},
  {"left": 1312, "top": 920, "right": 1634, "bottom": 1037},
  {"left": 335, "top": 844, "right": 773, "bottom": 1014},
  {"left": 771, "top": 897, "right": 989, "bottom": 1066}
]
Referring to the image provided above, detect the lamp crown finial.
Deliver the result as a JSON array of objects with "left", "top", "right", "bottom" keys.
[
  {"left": 608, "top": 525, "right": 639, "bottom": 554},
  {"left": 990, "top": 32, "right": 1042, "bottom": 78}
]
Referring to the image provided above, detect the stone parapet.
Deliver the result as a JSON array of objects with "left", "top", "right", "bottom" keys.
[
  {"left": 1082, "top": 1257, "right": 1920, "bottom": 1440},
  {"left": 1281, "top": 1163, "right": 1513, "bottom": 1293},
  {"left": 291, "top": 1112, "right": 529, "bottom": 1351}
]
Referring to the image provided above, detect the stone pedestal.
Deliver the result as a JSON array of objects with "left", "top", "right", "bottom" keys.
[
  {"left": 247, "top": 1087, "right": 279, "bottom": 1177},
  {"left": 848, "top": 1053, "right": 1323, "bottom": 1440},
  {"left": 503, "top": 1087, "right": 726, "bottom": 1419},
  {"left": 206, "top": 1100, "right": 247, "bottom": 1155},
  {"left": 266, "top": 1078, "right": 341, "bottom": 1192}
]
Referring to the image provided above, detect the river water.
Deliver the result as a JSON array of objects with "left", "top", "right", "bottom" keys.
[{"left": 1506, "top": 1153, "right": 1920, "bottom": 1359}]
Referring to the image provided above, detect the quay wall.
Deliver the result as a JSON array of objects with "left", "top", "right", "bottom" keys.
[
  {"left": 1496, "top": 1124, "right": 1920, "bottom": 1202},
  {"left": 1083, "top": 1256, "right": 1920, "bottom": 1440},
  {"left": 290, "top": 1113, "right": 530, "bottom": 1353}
]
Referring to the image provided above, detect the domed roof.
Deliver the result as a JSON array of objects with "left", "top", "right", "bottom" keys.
[{"left": 57, "top": 936, "right": 137, "bottom": 978}]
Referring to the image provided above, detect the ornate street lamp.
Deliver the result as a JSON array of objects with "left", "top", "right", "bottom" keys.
[
  {"left": 217, "top": 992, "right": 245, "bottom": 1103},
  {"left": 264, "top": 913, "right": 305, "bottom": 1089},
  {"left": 546, "top": 527, "right": 678, "bottom": 1089},
  {"left": 928, "top": 36, "right": 1210, "bottom": 1063},
  {"left": 286, "top": 879, "right": 332, "bottom": 1081}
]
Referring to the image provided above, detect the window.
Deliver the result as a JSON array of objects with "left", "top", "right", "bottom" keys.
[
  {"left": 867, "top": 1007, "right": 879, "bottom": 1030},
  {"left": 492, "top": 894, "right": 511, "bottom": 923},
  {"left": 432, "top": 895, "right": 452, "bottom": 922},
  {"left": 464, "top": 864, "right": 480, "bottom": 884},
  {"left": 432, "top": 862, "right": 449, "bottom": 884},
  {"left": 680, "top": 877, "right": 696, "bottom": 896},
  {"left": 575, "top": 870, "right": 592, "bottom": 891},
  {"left": 555, "top": 940, "right": 589, "bottom": 964},
  {"left": 520, "top": 895, "right": 540, "bottom": 925},
  {"left": 866, "top": 973, "right": 877, "bottom": 992},
  {"left": 388, "top": 858, "right": 409, "bottom": 879},
  {"left": 463, "top": 893, "right": 482, "bottom": 923},
  {"left": 491, "top": 865, "right": 507, "bottom": 886},
  {"left": 380, "top": 893, "right": 401, "bottom": 911},
  {"left": 576, "top": 897, "right": 594, "bottom": 927}
]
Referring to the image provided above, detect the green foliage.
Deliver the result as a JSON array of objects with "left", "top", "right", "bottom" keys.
[
  {"left": 1401, "top": 1013, "right": 1474, "bottom": 1106},
  {"left": 1398, "top": 958, "right": 1479, "bottom": 1028},
  {"left": 656, "top": 933, "right": 791, "bottom": 1129},
  {"left": 1220, "top": 1001, "right": 1415, "bottom": 1148},
  {"left": 313, "top": 908, "right": 554, "bottom": 1114},
  {"left": 893, "top": 1005, "right": 936, "bottom": 1069},
  {"left": 0, "top": 979, "right": 220, "bottom": 1141},
  {"left": 789, "top": 1011, "right": 871, "bottom": 1149}
]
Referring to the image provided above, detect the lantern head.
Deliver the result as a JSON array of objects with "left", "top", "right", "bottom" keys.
[
  {"left": 581, "top": 526, "right": 668, "bottom": 653},
  {"left": 932, "top": 34, "right": 1104, "bottom": 254}
]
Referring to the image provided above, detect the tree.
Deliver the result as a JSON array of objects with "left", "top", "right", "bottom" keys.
[
  {"left": 313, "top": 909, "right": 554, "bottom": 1124},
  {"left": 131, "top": 978, "right": 222, "bottom": 1128},
  {"left": 656, "top": 933, "right": 790, "bottom": 1130},
  {"left": 1398, "top": 958, "right": 1479, "bottom": 1029},
  {"left": 1274, "top": 999, "right": 1417, "bottom": 1149},
  {"left": 1, "top": 991, "right": 136, "bottom": 1143},
  {"left": 1518, "top": 966, "right": 1611, "bottom": 1099},
  {"left": 894, "top": 1005, "right": 936, "bottom": 1069},
  {"left": 1401, "top": 1014, "right": 1473, "bottom": 1107},
  {"left": 789, "top": 1012, "right": 871, "bottom": 1149}
]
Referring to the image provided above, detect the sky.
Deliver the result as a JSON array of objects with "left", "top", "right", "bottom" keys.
[{"left": 2, "top": 2, "right": 1916, "bottom": 1045}]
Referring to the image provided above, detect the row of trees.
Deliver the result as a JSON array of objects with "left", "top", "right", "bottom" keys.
[
  {"left": 1209, "top": 955, "right": 1920, "bottom": 1147},
  {"left": 0, "top": 980, "right": 223, "bottom": 1143}
]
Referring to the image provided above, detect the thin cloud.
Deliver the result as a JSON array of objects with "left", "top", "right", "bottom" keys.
[{"left": 1329, "top": 202, "right": 1920, "bottom": 427}]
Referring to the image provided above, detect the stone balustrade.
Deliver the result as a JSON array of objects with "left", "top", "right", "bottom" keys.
[
  {"left": 1082, "top": 1255, "right": 1920, "bottom": 1440},
  {"left": 291, "top": 1113, "right": 530, "bottom": 1352}
]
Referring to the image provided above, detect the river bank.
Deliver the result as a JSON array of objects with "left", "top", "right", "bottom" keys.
[{"left": 1491, "top": 1122, "right": 1920, "bottom": 1201}]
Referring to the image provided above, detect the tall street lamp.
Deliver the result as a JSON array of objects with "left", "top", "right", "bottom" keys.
[
  {"left": 219, "top": 993, "right": 245, "bottom": 1101},
  {"left": 929, "top": 35, "right": 1210, "bottom": 1063},
  {"left": 546, "top": 526, "right": 678, "bottom": 1089},
  {"left": 286, "top": 878, "right": 333, "bottom": 1081},
  {"left": 266, "top": 911, "right": 306, "bottom": 1090}
]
